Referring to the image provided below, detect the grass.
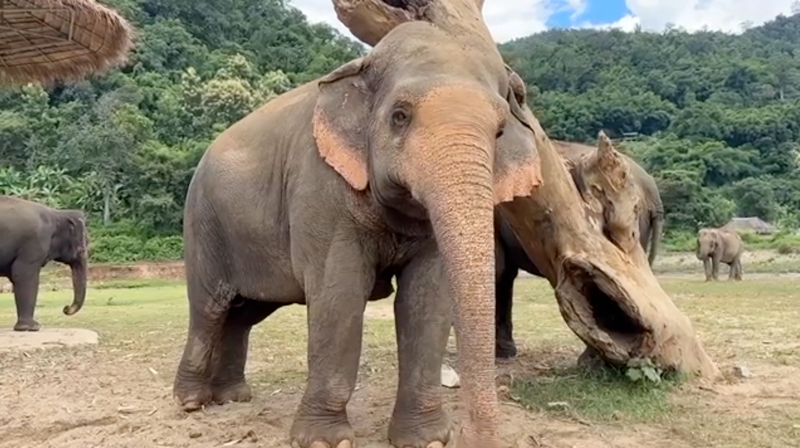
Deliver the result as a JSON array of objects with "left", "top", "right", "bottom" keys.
[
  {"left": 1, "top": 266, "right": 799, "bottom": 447},
  {"left": 509, "top": 364, "right": 684, "bottom": 422}
]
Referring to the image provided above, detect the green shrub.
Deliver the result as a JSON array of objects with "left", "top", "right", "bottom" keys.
[
  {"left": 142, "top": 235, "right": 184, "bottom": 260},
  {"left": 86, "top": 225, "right": 184, "bottom": 263},
  {"left": 88, "top": 235, "right": 145, "bottom": 263}
]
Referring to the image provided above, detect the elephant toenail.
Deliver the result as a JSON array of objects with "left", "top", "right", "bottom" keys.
[
  {"left": 309, "top": 442, "right": 332, "bottom": 448},
  {"left": 335, "top": 441, "right": 353, "bottom": 448},
  {"left": 426, "top": 442, "right": 445, "bottom": 448},
  {"left": 291, "top": 441, "right": 301, "bottom": 448}
]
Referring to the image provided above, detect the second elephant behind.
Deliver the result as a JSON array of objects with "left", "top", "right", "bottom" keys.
[{"left": 494, "top": 140, "right": 665, "bottom": 358}]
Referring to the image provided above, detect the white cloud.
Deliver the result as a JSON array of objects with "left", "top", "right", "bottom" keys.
[
  {"left": 617, "top": 0, "right": 794, "bottom": 33},
  {"left": 287, "top": 0, "right": 798, "bottom": 46},
  {"left": 576, "top": 14, "right": 641, "bottom": 32}
]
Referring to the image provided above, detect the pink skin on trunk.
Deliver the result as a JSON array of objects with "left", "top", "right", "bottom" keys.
[{"left": 401, "top": 84, "right": 504, "bottom": 446}]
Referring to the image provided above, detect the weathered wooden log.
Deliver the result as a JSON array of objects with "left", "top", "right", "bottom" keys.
[
  {"left": 498, "top": 118, "right": 720, "bottom": 378},
  {"left": 331, "top": 0, "right": 491, "bottom": 47}
]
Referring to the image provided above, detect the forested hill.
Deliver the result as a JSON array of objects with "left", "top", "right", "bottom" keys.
[
  {"left": 499, "top": 14, "right": 800, "bottom": 233},
  {"left": 1, "top": 2, "right": 799, "bottom": 263}
]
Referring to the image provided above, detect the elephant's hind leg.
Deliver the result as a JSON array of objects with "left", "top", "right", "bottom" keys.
[
  {"left": 173, "top": 278, "right": 234, "bottom": 411},
  {"left": 211, "top": 297, "right": 281, "bottom": 404},
  {"left": 495, "top": 266, "right": 519, "bottom": 359},
  {"left": 11, "top": 260, "right": 42, "bottom": 332},
  {"left": 733, "top": 258, "right": 744, "bottom": 280}
]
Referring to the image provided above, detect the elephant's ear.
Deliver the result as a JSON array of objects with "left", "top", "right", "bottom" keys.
[
  {"left": 493, "top": 66, "right": 542, "bottom": 204},
  {"left": 313, "top": 58, "right": 371, "bottom": 191}
]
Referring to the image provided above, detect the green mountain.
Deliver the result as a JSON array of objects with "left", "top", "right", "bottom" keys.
[{"left": 1, "top": 3, "right": 798, "bottom": 262}]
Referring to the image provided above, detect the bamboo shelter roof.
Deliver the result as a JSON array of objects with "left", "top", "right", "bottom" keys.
[{"left": 0, "top": 0, "right": 133, "bottom": 86}]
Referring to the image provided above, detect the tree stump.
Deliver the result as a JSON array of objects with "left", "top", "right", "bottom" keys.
[{"left": 498, "top": 124, "right": 720, "bottom": 379}]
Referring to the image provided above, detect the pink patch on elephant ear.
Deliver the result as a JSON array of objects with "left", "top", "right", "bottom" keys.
[
  {"left": 493, "top": 159, "right": 542, "bottom": 204},
  {"left": 312, "top": 107, "right": 369, "bottom": 191}
]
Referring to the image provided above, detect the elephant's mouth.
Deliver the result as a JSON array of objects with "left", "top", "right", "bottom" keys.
[{"left": 555, "top": 256, "right": 650, "bottom": 362}]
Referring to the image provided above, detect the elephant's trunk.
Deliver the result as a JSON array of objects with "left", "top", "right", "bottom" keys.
[
  {"left": 63, "top": 232, "right": 88, "bottom": 316},
  {"left": 696, "top": 243, "right": 709, "bottom": 261},
  {"left": 410, "top": 137, "right": 500, "bottom": 446}
]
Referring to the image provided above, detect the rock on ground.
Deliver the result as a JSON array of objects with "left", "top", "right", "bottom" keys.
[{"left": 0, "top": 328, "right": 99, "bottom": 353}]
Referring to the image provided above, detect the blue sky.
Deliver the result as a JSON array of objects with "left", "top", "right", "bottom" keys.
[{"left": 289, "top": 0, "right": 797, "bottom": 44}]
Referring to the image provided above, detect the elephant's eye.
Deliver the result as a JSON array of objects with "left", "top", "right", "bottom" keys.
[
  {"left": 390, "top": 107, "right": 411, "bottom": 129},
  {"left": 496, "top": 121, "right": 506, "bottom": 139}
]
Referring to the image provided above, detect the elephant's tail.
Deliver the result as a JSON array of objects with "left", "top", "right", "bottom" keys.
[{"left": 647, "top": 209, "right": 664, "bottom": 266}]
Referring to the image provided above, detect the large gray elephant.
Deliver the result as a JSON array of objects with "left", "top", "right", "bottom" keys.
[
  {"left": 493, "top": 140, "right": 665, "bottom": 358},
  {"left": 172, "top": 20, "right": 540, "bottom": 448},
  {"left": 0, "top": 195, "right": 88, "bottom": 331},
  {"left": 696, "top": 227, "right": 744, "bottom": 281}
]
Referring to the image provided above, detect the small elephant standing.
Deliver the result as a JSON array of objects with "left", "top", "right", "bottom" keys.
[
  {"left": 0, "top": 195, "right": 89, "bottom": 331},
  {"left": 493, "top": 140, "right": 665, "bottom": 358},
  {"left": 696, "top": 227, "right": 744, "bottom": 281}
]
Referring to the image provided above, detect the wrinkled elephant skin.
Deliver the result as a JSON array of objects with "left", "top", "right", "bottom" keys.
[
  {"left": 493, "top": 141, "right": 664, "bottom": 359},
  {"left": 173, "top": 22, "right": 540, "bottom": 448},
  {"left": 0, "top": 195, "right": 89, "bottom": 331}
]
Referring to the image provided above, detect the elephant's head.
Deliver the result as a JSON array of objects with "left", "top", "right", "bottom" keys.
[
  {"left": 696, "top": 228, "right": 719, "bottom": 260},
  {"left": 312, "top": 20, "right": 540, "bottom": 446},
  {"left": 570, "top": 132, "right": 641, "bottom": 258},
  {"left": 52, "top": 210, "right": 89, "bottom": 316}
]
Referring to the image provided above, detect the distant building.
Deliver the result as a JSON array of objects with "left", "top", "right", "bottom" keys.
[{"left": 723, "top": 217, "right": 777, "bottom": 235}]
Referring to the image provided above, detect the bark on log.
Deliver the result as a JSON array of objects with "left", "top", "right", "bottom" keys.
[
  {"left": 498, "top": 118, "right": 720, "bottom": 379},
  {"left": 332, "top": 0, "right": 492, "bottom": 47}
]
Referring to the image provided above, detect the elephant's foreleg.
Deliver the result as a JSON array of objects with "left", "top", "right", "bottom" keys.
[
  {"left": 495, "top": 266, "right": 519, "bottom": 359},
  {"left": 11, "top": 261, "right": 41, "bottom": 332},
  {"left": 290, "top": 238, "right": 372, "bottom": 448},
  {"left": 711, "top": 255, "right": 721, "bottom": 281},
  {"left": 211, "top": 298, "right": 280, "bottom": 404},
  {"left": 388, "top": 244, "right": 452, "bottom": 448},
  {"left": 703, "top": 258, "right": 712, "bottom": 282},
  {"left": 173, "top": 276, "right": 232, "bottom": 411}
]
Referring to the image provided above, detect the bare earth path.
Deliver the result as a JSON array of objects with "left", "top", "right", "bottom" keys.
[{"left": 1, "top": 257, "right": 799, "bottom": 448}]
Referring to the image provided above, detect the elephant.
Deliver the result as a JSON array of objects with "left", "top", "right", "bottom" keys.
[
  {"left": 696, "top": 227, "right": 744, "bottom": 281},
  {"left": 0, "top": 195, "right": 88, "bottom": 331},
  {"left": 493, "top": 140, "right": 665, "bottom": 358},
  {"left": 172, "top": 19, "right": 540, "bottom": 448}
]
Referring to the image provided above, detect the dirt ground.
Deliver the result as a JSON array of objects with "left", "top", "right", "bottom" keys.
[{"left": 0, "top": 258, "right": 799, "bottom": 448}]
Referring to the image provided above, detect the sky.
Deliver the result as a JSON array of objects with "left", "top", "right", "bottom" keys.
[{"left": 288, "top": 0, "right": 799, "bottom": 44}]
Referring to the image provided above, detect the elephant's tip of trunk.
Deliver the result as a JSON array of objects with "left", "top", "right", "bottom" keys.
[{"left": 63, "top": 304, "right": 82, "bottom": 316}]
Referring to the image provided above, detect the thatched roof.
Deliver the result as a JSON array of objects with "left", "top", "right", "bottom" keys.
[
  {"left": 0, "top": 0, "right": 133, "bottom": 86},
  {"left": 723, "top": 216, "right": 777, "bottom": 235}
]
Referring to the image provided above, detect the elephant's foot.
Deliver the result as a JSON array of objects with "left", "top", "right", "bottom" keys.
[
  {"left": 173, "top": 380, "right": 212, "bottom": 412},
  {"left": 495, "top": 340, "right": 517, "bottom": 359},
  {"left": 388, "top": 408, "right": 452, "bottom": 448},
  {"left": 212, "top": 379, "right": 252, "bottom": 404},
  {"left": 13, "top": 319, "right": 40, "bottom": 332},
  {"left": 289, "top": 410, "right": 354, "bottom": 448}
]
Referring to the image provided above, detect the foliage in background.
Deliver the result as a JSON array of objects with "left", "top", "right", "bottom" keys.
[
  {"left": 502, "top": 14, "right": 800, "bottom": 238},
  {"left": 1, "top": 2, "right": 800, "bottom": 262}
]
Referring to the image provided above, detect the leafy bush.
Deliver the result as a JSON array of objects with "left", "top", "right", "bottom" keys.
[{"left": 87, "top": 224, "right": 184, "bottom": 263}]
